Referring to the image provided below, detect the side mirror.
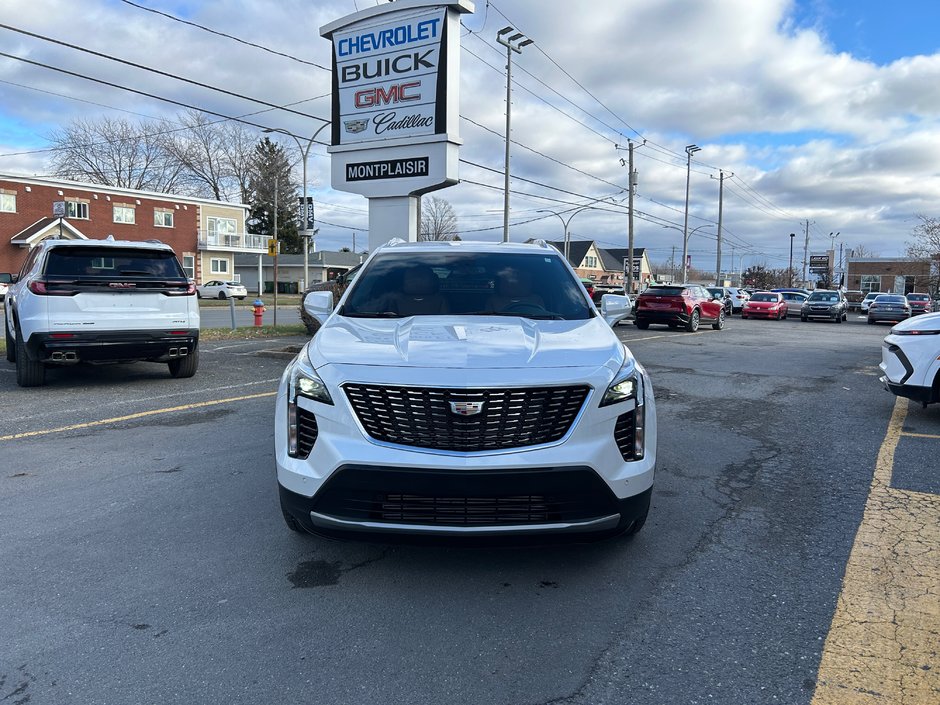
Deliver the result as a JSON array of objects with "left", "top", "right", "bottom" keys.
[
  {"left": 303, "top": 290, "right": 334, "bottom": 326},
  {"left": 601, "top": 294, "right": 632, "bottom": 327}
]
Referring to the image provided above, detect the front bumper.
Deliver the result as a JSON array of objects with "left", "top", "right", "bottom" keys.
[
  {"left": 880, "top": 376, "right": 936, "bottom": 404},
  {"left": 26, "top": 329, "right": 199, "bottom": 363},
  {"left": 279, "top": 468, "right": 652, "bottom": 540}
]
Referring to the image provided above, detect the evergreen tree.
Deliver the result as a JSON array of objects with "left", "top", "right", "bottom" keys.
[{"left": 247, "top": 138, "right": 301, "bottom": 253}]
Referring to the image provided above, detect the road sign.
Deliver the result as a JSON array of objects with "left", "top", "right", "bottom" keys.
[{"left": 267, "top": 239, "right": 279, "bottom": 257}]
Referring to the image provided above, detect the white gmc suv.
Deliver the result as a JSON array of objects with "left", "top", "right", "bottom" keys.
[
  {"left": 4, "top": 237, "right": 199, "bottom": 387},
  {"left": 275, "top": 240, "right": 656, "bottom": 541}
]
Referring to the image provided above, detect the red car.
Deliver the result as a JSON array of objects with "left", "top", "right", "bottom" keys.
[
  {"left": 741, "top": 291, "right": 787, "bottom": 320},
  {"left": 634, "top": 284, "right": 725, "bottom": 332},
  {"left": 906, "top": 293, "right": 932, "bottom": 315}
]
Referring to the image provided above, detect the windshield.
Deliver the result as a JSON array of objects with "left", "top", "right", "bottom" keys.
[
  {"left": 750, "top": 293, "right": 775, "bottom": 302},
  {"left": 643, "top": 286, "right": 684, "bottom": 296},
  {"left": 808, "top": 292, "right": 839, "bottom": 302},
  {"left": 908, "top": 294, "right": 929, "bottom": 301},
  {"left": 338, "top": 251, "right": 593, "bottom": 320}
]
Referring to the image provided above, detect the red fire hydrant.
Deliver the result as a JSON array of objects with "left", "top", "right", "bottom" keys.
[{"left": 252, "top": 299, "right": 266, "bottom": 327}]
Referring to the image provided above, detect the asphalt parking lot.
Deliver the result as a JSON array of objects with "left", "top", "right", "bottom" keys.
[{"left": 1, "top": 312, "right": 937, "bottom": 705}]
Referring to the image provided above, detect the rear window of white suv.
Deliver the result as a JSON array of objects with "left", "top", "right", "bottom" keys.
[{"left": 44, "top": 246, "right": 185, "bottom": 279}]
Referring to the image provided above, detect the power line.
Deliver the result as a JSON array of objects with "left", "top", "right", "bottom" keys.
[
  {"left": 0, "top": 24, "right": 328, "bottom": 126},
  {"left": 119, "top": 0, "right": 331, "bottom": 72}
]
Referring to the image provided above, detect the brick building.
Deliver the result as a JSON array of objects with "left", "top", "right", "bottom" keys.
[
  {"left": 0, "top": 174, "right": 258, "bottom": 283},
  {"left": 844, "top": 257, "right": 932, "bottom": 294}
]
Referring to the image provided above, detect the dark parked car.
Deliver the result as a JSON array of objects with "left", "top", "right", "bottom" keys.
[
  {"left": 300, "top": 264, "right": 362, "bottom": 334},
  {"left": 800, "top": 290, "right": 847, "bottom": 323},
  {"left": 867, "top": 294, "right": 911, "bottom": 324},
  {"left": 706, "top": 286, "right": 732, "bottom": 315},
  {"left": 906, "top": 293, "right": 932, "bottom": 315},
  {"left": 634, "top": 284, "right": 725, "bottom": 332}
]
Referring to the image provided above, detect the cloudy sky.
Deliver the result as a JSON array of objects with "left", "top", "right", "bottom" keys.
[{"left": 1, "top": 0, "right": 939, "bottom": 273}]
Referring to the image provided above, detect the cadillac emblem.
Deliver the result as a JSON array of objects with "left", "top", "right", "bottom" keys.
[
  {"left": 344, "top": 119, "right": 368, "bottom": 134},
  {"left": 449, "top": 401, "right": 484, "bottom": 416}
]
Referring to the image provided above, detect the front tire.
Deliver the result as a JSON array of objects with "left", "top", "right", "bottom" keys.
[
  {"left": 686, "top": 309, "right": 700, "bottom": 332},
  {"left": 168, "top": 345, "right": 199, "bottom": 378},
  {"left": 217, "top": 291, "right": 227, "bottom": 300},
  {"left": 15, "top": 331, "right": 45, "bottom": 387},
  {"left": 635, "top": 320, "right": 650, "bottom": 330},
  {"left": 801, "top": 315, "right": 808, "bottom": 322},
  {"left": 712, "top": 309, "right": 725, "bottom": 330}
]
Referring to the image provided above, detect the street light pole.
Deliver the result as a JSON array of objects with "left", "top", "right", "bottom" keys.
[
  {"left": 788, "top": 232, "right": 796, "bottom": 286},
  {"left": 662, "top": 222, "right": 713, "bottom": 282},
  {"left": 681, "top": 144, "right": 702, "bottom": 284},
  {"left": 828, "top": 231, "right": 840, "bottom": 287},
  {"left": 264, "top": 123, "right": 330, "bottom": 291},
  {"left": 497, "top": 26, "right": 533, "bottom": 243}
]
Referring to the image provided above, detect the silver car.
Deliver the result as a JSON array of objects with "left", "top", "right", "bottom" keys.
[{"left": 780, "top": 291, "right": 808, "bottom": 317}]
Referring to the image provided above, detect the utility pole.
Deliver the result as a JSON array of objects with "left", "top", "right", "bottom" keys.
[
  {"left": 714, "top": 170, "right": 730, "bottom": 285},
  {"left": 497, "top": 27, "right": 533, "bottom": 243},
  {"left": 273, "top": 175, "right": 278, "bottom": 328},
  {"left": 802, "top": 219, "right": 811, "bottom": 285},
  {"left": 730, "top": 244, "right": 736, "bottom": 285},
  {"left": 681, "top": 144, "right": 702, "bottom": 284},
  {"left": 627, "top": 140, "right": 636, "bottom": 294}
]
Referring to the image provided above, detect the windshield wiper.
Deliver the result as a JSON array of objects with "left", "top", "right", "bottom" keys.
[{"left": 341, "top": 311, "right": 404, "bottom": 318}]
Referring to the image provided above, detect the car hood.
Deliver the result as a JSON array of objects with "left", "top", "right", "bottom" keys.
[
  {"left": 888, "top": 311, "right": 940, "bottom": 333},
  {"left": 309, "top": 315, "right": 624, "bottom": 370}
]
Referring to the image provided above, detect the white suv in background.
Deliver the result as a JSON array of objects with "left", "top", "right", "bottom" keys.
[
  {"left": 275, "top": 240, "right": 657, "bottom": 541},
  {"left": 4, "top": 237, "right": 199, "bottom": 387}
]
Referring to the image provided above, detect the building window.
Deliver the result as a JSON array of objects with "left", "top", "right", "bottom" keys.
[
  {"left": 154, "top": 209, "right": 174, "bottom": 228},
  {"left": 207, "top": 217, "right": 237, "bottom": 245},
  {"left": 182, "top": 255, "right": 195, "bottom": 280},
  {"left": 860, "top": 275, "right": 881, "bottom": 293},
  {"left": 113, "top": 204, "right": 135, "bottom": 224},
  {"left": 66, "top": 201, "right": 89, "bottom": 219},
  {"left": 0, "top": 192, "right": 15, "bottom": 213},
  {"left": 210, "top": 258, "right": 229, "bottom": 274}
]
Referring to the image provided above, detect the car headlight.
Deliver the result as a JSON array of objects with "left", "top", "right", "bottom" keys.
[
  {"left": 289, "top": 349, "right": 332, "bottom": 406},
  {"left": 600, "top": 358, "right": 647, "bottom": 460},
  {"left": 600, "top": 349, "right": 645, "bottom": 408},
  {"left": 286, "top": 348, "right": 332, "bottom": 457}
]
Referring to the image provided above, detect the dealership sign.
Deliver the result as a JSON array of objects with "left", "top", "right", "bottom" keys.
[
  {"left": 333, "top": 10, "right": 444, "bottom": 146},
  {"left": 809, "top": 254, "right": 831, "bottom": 273},
  {"left": 321, "top": 1, "right": 473, "bottom": 200}
]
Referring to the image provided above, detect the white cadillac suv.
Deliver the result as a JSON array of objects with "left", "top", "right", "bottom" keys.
[{"left": 275, "top": 240, "right": 656, "bottom": 541}]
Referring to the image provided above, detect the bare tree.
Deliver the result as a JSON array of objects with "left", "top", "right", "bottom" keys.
[
  {"left": 848, "top": 243, "right": 878, "bottom": 258},
  {"left": 419, "top": 196, "right": 458, "bottom": 241},
  {"left": 157, "top": 111, "right": 258, "bottom": 202},
  {"left": 47, "top": 116, "right": 186, "bottom": 192},
  {"left": 906, "top": 215, "right": 940, "bottom": 295}
]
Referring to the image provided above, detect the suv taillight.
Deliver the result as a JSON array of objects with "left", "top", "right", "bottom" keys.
[{"left": 28, "top": 279, "right": 77, "bottom": 296}]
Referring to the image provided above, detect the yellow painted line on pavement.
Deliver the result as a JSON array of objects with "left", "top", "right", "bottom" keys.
[
  {"left": 0, "top": 391, "right": 277, "bottom": 442},
  {"left": 812, "top": 397, "right": 940, "bottom": 704},
  {"left": 901, "top": 431, "right": 940, "bottom": 440}
]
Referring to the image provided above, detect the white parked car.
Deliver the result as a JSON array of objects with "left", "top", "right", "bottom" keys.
[
  {"left": 197, "top": 280, "right": 247, "bottom": 299},
  {"left": 275, "top": 240, "right": 656, "bottom": 541},
  {"left": 879, "top": 311, "right": 940, "bottom": 407},
  {"left": 0, "top": 272, "right": 11, "bottom": 300},
  {"left": 861, "top": 291, "right": 885, "bottom": 313},
  {"left": 4, "top": 237, "right": 199, "bottom": 387}
]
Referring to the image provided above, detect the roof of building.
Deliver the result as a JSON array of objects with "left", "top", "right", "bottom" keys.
[
  {"left": 234, "top": 250, "right": 367, "bottom": 268},
  {"left": 0, "top": 173, "right": 249, "bottom": 210}
]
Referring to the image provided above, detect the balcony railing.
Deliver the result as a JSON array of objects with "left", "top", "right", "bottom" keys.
[{"left": 198, "top": 230, "right": 270, "bottom": 251}]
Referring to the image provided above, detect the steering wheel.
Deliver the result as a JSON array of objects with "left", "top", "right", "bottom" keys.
[{"left": 501, "top": 301, "right": 551, "bottom": 315}]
